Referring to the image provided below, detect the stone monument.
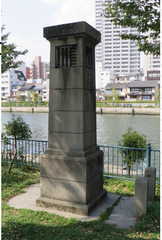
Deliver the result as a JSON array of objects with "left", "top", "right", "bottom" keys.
[{"left": 36, "top": 21, "right": 107, "bottom": 215}]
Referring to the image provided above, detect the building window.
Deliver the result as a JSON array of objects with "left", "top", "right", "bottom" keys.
[
  {"left": 144, "top": 88, "right": 152, "bottom": 92},
  {"left": 131, "top": 88, "right": 140, "bottom": 92},
  {"left": 142, "top": 96, "right": 151, "bottom": 100},
  {"left": 55, "top": 45, "right": 77, "bottom": 68}
]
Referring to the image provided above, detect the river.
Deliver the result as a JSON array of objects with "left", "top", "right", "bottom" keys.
[{"left": 1, "top": 112, "right": 160, "bottom": 149}]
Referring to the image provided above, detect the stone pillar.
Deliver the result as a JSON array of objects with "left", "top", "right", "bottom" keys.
[
  {"left": 145, "top": 167, "right": 156, "bottom": 201},
  {"left": 36, "top": 22, "right": 107, "bottom": 215},
  {"left": 134, "top": 177, "right": 149, "bottom": 218}
]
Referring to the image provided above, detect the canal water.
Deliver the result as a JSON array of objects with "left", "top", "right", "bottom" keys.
[{"left": 1, "top": 112, "right": 160, "bottom": 149}]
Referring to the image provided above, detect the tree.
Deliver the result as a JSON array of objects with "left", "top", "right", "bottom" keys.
[
  {"left": 103, "top": 0, "right": 160, "bottom": 56},
  {"left": 155, "top": 88, "right": 160, "bottom": 106},
  {"left": 1, "top": 25, "right": 28, "bottom": 74},
  {"left": 27, "top": 92, "right": 32, "bottom": 104},
  {"left": 112, "top": 88, "right": 119, "bottom": 103},
  {"left": 1, "top": 114, "right": 32, "bottom": 173},
  {"left": 32, "top": 92, "right": 39, "bottom": 106},
  {"left": 16, "top": 91, "right": 22, "bottom": 105},
  {"left": 119, "top": 127, "right": 147, "bottom": 177}
]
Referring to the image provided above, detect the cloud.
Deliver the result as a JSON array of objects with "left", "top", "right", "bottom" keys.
[
  {"left": 41, "top": 0, "right": 95, "bottom": 27},
  {"left": 41, "top": 0, "right": 59, "bottom": 4}
]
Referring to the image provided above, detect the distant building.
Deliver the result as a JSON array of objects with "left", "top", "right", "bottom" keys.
[
  {"left": 96, "top": 63, "right": 117, "bottom": 89},
  {"left": 95, "top": 0, "right": 160, "bottom": 82},
  {"left": 95, "top": 0, "right": 141, "bottom": 75},
  {"left": 105, "top": 83, "right": 128, "bottom": 100},
  {"left": 26, "top": 67, "right": 31, "bottom": 79},
  {"left": 16, "top": 62, "right": 26, "bottom": 77},
  {"left": 126, "top": 80, "right": 159, "bottom": 101},
  {"left": 30, "top": 56, "right": 46, "bottom": 80},
  {"left": 18, "top": 82, "right": 48, "bottom": 101},
  {"left": 117, "top": 72, "right": 144, "bottom": 83},
  {"left": 147, "top": 70, "right": 160, "bottom": 83},
  {"left": 1, "top": 69, "right": 26, "bottom": 100},
  {"left": 105, "top": 80, "right": 159, "bottom": 101}
]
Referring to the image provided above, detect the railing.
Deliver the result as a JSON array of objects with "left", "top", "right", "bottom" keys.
[
  {"left": 100, "top": 144, "right": 160, "bottom": 184},
  {"left": 1, "top": 138, "right": 48, "bottom": 168},
  {"left": 1, "top": 139, "right": 160, "bottom": 184}
]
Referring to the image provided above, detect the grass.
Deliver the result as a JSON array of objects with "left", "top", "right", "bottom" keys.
[
  {"left": 1, "top": 101, "right": 49, "bottom": 107},
  {"left": 96, "top": 100, "right": 158, "bottom": 108},
  {"left": 2, "top": 163, "right": 160, "bottom": 240}
]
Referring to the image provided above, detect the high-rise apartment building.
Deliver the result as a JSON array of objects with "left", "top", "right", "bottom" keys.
[
  {"left": 95, "top": 0, "right": 141, "bottom": 77},
  {"left": 95, "top": 0, "right": 160, "bottom": 85},
  {"left": 30, "top": 56, "right": 46, "bottom": 80}
]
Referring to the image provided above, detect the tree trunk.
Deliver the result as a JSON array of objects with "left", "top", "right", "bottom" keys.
[{"left": 8, "top": 137, "right": 17, "bottom": 174}]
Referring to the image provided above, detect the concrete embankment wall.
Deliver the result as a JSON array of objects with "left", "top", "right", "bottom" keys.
[
  {"left": 96, "top": 107, "right": 160, "bottom": 115},
  {"left": 1, "top": 107, "right": 49, "bottom": 113},
  {"left": 1, "top": 107, "right": 160, "bottom": 115}
]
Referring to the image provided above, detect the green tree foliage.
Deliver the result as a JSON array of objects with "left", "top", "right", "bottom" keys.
[
  {"left": 119, "top": 127, "right": 147, "bottom": 176},
  {"left": 16, "top": 92, "right": 22, "bottom": 105},
  {"left": 155, "top": 88, "right": 160, "bottom": 106},
  {"left": 112, "top": 88, "right": 119, "bottom": 103},
  {"left": 1, "top": 114, "right": 32, "bottom": 173},
  {"left": 1, "top": 25, "right": 28, "bottom": 74},
  {"left": 27, "top": 92, "right": 32, "bottom": 104},
  {"left": 103, "top": 0, "right": 160, "bottom": 56},
  {"left": 32, "top": 92, "right": 39, "bottom": 106}
]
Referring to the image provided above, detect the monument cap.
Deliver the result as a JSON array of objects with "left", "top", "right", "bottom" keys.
[{"left": 43, "top": 21, "right": 101, "bottom": 43}]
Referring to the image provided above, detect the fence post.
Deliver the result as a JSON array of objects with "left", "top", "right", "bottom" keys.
[{"left": 146, "top": 143, "right": 151, "bottom": 167}]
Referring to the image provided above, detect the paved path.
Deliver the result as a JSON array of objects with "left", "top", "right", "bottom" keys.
[{"left": 7, "top": 183, "right": 136, "bottom": 228}]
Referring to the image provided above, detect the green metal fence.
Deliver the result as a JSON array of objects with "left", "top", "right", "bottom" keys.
[
  {"left": 100, "top": 144, "right": 160, "bottom": 184},
  {"left": 1, "top": 139, "right": 160, "bottom": 184}
]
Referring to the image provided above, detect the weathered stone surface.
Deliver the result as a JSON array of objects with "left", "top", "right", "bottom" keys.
[
  {"left": 44, "top": 21, "right": 101, "bottom": 43},
  {"left": 49, "top": 110, "right": 96, "bottom": 133},
  {"left": 134, "top": 177, "right": 149, "bottom": 218},
  {"left": 40, "top": 150, "right": 103, "bottom": 183},
  {"left": 36, "top": 21, "right": 105, "bottom": 215},
  {"left": 48, "top": 131, "right": 97, "bottom": 151},
  {"left": 145, "top": 167, "right": 156, "bottom": 201},
  {"left": 36, "top": 189, "right": 107, "bottom": 216}
]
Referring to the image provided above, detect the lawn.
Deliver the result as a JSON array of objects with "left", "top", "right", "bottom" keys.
[{"left": 2, "top": 163, "right": 160, "bottom": 240}]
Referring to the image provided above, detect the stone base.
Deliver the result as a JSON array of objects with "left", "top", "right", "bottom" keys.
[
  {"left": 36, "top": 189, "right": 107, "bottom": 216},
  {"left": 36, "top": 147, "right": 107, "bottom": 216}
]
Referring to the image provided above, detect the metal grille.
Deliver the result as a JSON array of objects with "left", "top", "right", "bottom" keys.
[{"left": 56, "top": 45, "right": 77, "bottom": 67}]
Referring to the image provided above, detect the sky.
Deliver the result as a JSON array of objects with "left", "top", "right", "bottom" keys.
[{"left": 2, "top": 0, "right": 95, "bottom": 67}]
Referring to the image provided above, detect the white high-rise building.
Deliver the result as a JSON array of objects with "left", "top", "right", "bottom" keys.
[
  {"left": 95, "top": 0, "right": 141, "bottom": 75},
  {"left": 95, "top": 0, "right": 160, "bottom": 87}
]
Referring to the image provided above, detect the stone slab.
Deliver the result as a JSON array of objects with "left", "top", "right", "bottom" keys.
[
  {"left": 40, "top": 173, "right": 104, "bottom": 204},
  {"left": 145, "top": 167, "right": 156, "bottom": 201},
  {"left": 37, "top": 189, "right": 107, "bottom": 216},
  {"left": 40, "top": 150, "right": 103, "bottom": 182},
  {"left": 49, "top": 89, "right": 95, "bottom": 112},
  {"left": 105, "top": 196, "right": 136, "bottom": 228},
  {"left": 7, "top": 184, "right": 120, "bottom": 221},
  {"left": 134, "top": 177, "right": 148, "bottom": 218},
  {"left": 49, "top": 110, "right": 96, "bottom": 133},
  {"left": 48, "top": 131, "right": 96, "bottom": 150}
]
